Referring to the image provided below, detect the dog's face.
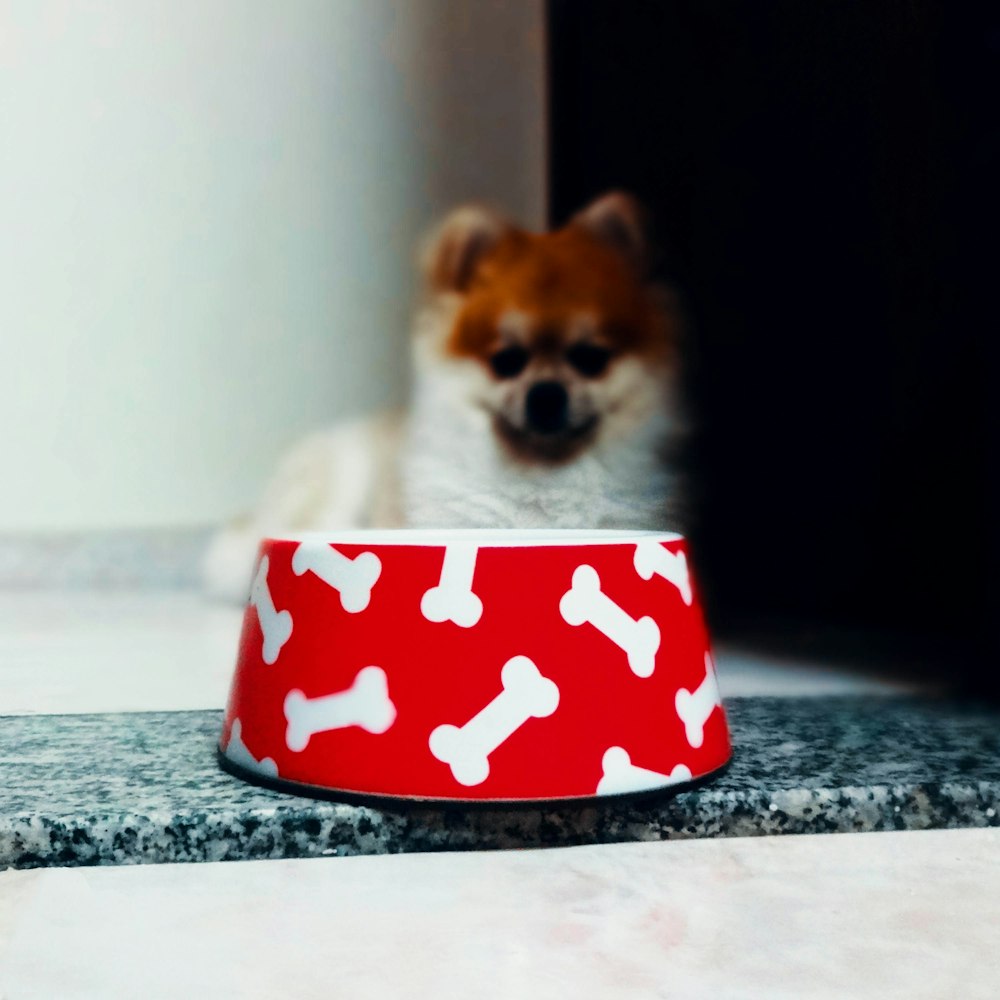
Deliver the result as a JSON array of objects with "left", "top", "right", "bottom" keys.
[{"left": 418, "top": 193, "right": 677, "bottom": 463}]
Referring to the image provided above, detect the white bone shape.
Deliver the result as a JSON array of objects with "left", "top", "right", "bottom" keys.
[
  {"left": 224, "top": 719, "right": 279, "bottom": 778},
  {"left": 250, "top": 556, "right": 293, "bottom": 664},
  {"left": 675, "top": 653, "right": 722, "bottom": 748},
  {"left": 633, "top": 540, "right": 693, "bottom": 605},
  {"left": 429, "top": 655, "right": 559, "bottom": 786},
  {"left": 291, "top": 543, "right": 381, "bottom": 613},
  {"left": 284, "top": 666, "right": 396, "bottom": 752},
  {"left": 421, "top": 543, "right": 483, "bottom": 628},
  {"left": 559, "top": 565, "right": 660, "bottom": 677},
  {"left": 596, "top": 747, "right": 692, "bottom": 796}
]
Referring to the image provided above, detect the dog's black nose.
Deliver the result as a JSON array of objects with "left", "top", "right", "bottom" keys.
[{"left": 525, "top": 381, "right": 569, "bottom": 434}]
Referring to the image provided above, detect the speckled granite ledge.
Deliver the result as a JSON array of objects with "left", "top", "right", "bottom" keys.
[{"left": 2, "top": 697, "right": 997, "bottom": 869}]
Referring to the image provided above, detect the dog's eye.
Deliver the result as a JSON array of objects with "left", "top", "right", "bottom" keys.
[
  {"left": 566, "top": 343, "right": 612, "bottom": 377},
  {"left": 489, "top": 345, "right": 530, "bottom": 379}
]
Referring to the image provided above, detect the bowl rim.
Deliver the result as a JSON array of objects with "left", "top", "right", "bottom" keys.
[{"left": 262, "top": 528, "right": 685, "bottom": 548}]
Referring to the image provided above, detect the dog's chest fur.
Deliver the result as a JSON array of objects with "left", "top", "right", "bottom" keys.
[{"left": 400, "top": 380, "right": 678, "bottom": 531}]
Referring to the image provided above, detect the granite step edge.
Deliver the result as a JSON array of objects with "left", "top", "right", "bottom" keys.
[
  {"left": 3, "top": 779, "right": 998, "bottom": 870},
  {"left": 5, "top": 698, "right": 999, "bottom": 870}
]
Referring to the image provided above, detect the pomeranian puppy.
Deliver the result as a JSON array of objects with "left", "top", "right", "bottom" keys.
[{"left": 203, "top": 192, "right": 686, "bottom": 601}]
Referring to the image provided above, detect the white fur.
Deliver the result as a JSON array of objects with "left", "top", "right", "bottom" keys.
[
  {"left": 400, "top": 355, "right": 677, "bottom": 532},
  {"left": 202, "top": 413, "right": 402, "bottom": 602},
  {"left": 203, "top": 301, "right": 684, "bottom": 604}
]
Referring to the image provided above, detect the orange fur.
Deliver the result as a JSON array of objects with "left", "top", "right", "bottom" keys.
[{"left": 445, "top": 223, "right": 675, "bottom": 366}]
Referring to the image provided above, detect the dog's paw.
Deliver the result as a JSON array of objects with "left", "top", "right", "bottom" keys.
[{"left": 201, "top": 526, "right": 260, "bottom": 605}]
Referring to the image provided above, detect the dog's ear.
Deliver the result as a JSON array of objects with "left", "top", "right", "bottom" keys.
[
  {"left": 421, "top": 205, "right": 512, "bottom": 294},
  {"left": 572, "top": 192, "right": 649, "bottom": 275}
]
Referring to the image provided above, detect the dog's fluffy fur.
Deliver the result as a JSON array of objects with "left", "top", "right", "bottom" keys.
[{"left": 203, "top": 193, "right": 686, "bottom": 602}]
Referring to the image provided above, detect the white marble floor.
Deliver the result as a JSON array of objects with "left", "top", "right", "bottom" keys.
[
  {"left": 0, "top": 590, "right": 915, "bottom": 717},
  {"left": 1, "top": 829, "right": 996, "bottom": 999}
]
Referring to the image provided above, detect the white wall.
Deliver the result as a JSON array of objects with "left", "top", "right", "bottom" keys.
[{"left": 0, "top": 0, "right": 545, "bottom": 531}]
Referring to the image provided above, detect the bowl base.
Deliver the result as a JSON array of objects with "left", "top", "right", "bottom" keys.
[{"left": 216, "top": 746, "right": 731, "bottom": 812}]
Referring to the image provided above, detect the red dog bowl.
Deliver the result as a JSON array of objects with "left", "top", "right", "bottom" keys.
[{"left": 219, "top": 529, "right": 731, "bottom": 804}]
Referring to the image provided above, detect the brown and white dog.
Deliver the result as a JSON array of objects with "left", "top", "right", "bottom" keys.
[{"left": 203, "top": 192, "right": 686, "bottom": 601}]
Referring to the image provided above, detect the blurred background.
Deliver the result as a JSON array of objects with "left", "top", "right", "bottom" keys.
[
  {"left": 2, "top": 1, "right": 995, "bottom": 695},
  {"left": 0, "top": 0, "right": 545, "bottom": 531},
  {"left": 548, "top": 0, "right": 997, "bottom": 695}
]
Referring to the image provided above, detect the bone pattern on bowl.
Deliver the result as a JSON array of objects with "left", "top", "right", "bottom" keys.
[{"left": 222, "top": 530, "right": 727, "bottom": 802}]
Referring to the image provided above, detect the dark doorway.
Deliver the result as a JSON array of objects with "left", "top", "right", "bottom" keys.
[{"left": 548, "top": 1, "right": 997, "bottom": 693}]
